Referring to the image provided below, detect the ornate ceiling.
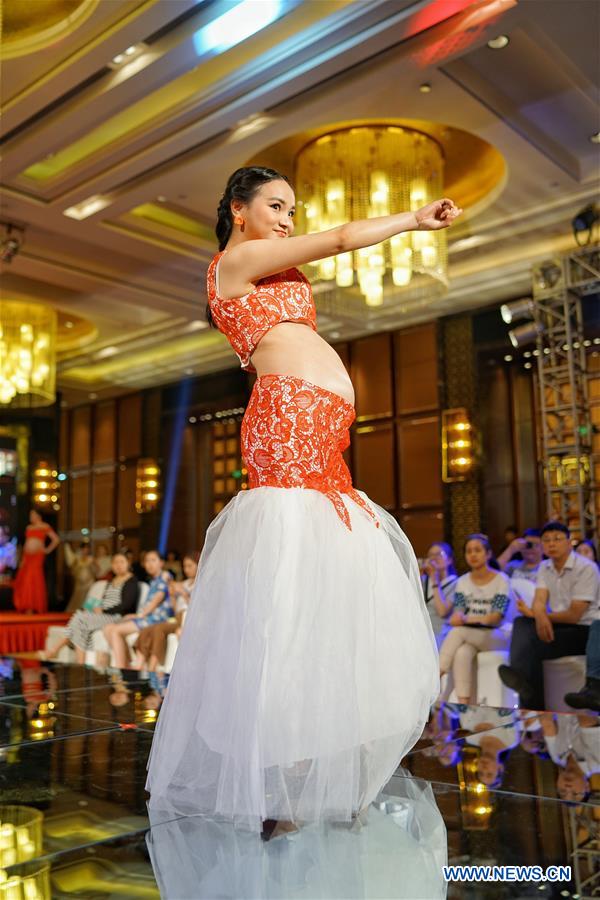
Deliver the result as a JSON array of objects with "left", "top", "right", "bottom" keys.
[{"left": 1, "top": 0, "right": 598, "bottom": 405}]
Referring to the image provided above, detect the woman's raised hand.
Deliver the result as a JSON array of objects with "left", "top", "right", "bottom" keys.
[{"left": 415, "top": 198, "right": 462, "bottom": 231}]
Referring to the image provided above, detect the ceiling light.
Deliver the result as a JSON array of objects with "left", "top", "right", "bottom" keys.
[
  {"left": 503, "top": 355, "right": 513, "bottom": 362},
  {"left": 89, "top": 392, "right": 97, "bottom": 399},
  {"left": 63, "top": 195, "right": 111, "bottom": 220},
  {"left": 96, "top": 346, "right": 117, "bottom": 359},
  {"left": 419, "top": 83, "right": 432, "bottom": 93},
  {"left": 193, "top": 0, "right": 284, "bottom": 57},
  {"left": 157, "top": 195, "right": 167, "bottom": 202},
  {"left": 188, "top": 320, "right": 207, "bottom": 331},
  {"left": 229, "top": 113, "right": 275, "bottom": 143},
  {"left": 500, "top": 297, "right": 534, "bottom": 324},
  {"left": 487, "top": 35, "right": 509, "bottom": 49},
  {"left": 590, "top": 132, "right": 600, "bottom": 144},
  {"left": 524, "top": 362, "right": 532, "bottom": 369},
  {"left": 64, "top": 321, "right": 74, "bottom": 329},
  {"left": 110, "top": 44, "right": 145, "bottom": 68}
]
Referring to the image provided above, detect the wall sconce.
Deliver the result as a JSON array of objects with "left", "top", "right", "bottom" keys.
[
  {"left": 136, "top": 458, "right": 160, "bottom": 513},
  {"left": 442, "top": 408, "right": 475, "bottom": 483},
  {"left": 31, "top": 461, "right": 60, "bottom": 510}
]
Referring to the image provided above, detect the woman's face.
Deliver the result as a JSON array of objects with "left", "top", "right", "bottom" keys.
[
  {"left": 427, "top": 545, "right": 450, "bottom": 571},
  {"left": 144, "top": 552, "right": 162, "bottom": 577},
  {"left": 182, "top": 556, "right": 198, "bottom": 579},
  {"left": 29, "top": 510, "right": 42, "bottom": 525},
  {"left": 576, "top": 542, "right": 596, "bottom": 562},
  {"left": 111, "top": 554, "right": 129, "bottom": 577},
  {"left": 232, "top": 180, "right": 296, "bottom": 242},
  {"left": 96, "top": 545, "right": 108, "bottom": 557},
  {"left": 465, "top": 539, "right": 490, "bottom": 569}
]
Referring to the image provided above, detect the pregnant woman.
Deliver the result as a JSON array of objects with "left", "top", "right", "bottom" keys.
[{"left": 147, "top": 165, "right": 461, "bottom": 838}]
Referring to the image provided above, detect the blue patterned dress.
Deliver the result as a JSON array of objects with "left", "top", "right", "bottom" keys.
[{"left": 134, "top": 575, "right": 172, "bottom": 630}]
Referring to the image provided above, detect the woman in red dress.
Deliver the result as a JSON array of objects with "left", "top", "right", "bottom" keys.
[{"left": 13, "top": 509, "right": 60, "bottom": 614}]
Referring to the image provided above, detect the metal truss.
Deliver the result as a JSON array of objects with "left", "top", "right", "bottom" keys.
[{"left": 532, "top": 243, "right": 599, "bottom": 539}]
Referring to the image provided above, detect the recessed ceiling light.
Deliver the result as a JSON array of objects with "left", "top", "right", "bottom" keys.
[
  {"left": 96, "top": 346, "right": 117, "bottom": 359},
  {"left": 188, "top": 320, "right": 207, "bottom": 331},
  {"left": 503, "top": 354, "right": 513, "bottom": 362},
  {"left": 590, "top": 132, "right": 600, "bottom": 144},
  {"left": 487, "top": 35, "right": 509, "bottom": 49},
  {"left": 110, "top": 44, "right": 145, "bottom": 68},
  {"left": 64, "top": 195, "right": 111, "bottom": 220},
  {"left": 188, "top": 416, "right": 197, "bottom": 424},
  {"left": 157, "top": 195, "right": 167, "bottom": 202},
  {"left": 419, "top": 83, "right": 432, "bottom": 93},
  {"left": 330, "top": 331, "right": 341, "bottom": 339},
  {"left": 64, "top": 320, "right": 74, "bottom": 329},
  {"left": 89, "top": 392, "right": 97, "bottom": 399}
]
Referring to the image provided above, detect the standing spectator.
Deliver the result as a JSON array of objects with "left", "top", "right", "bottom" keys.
[
  {"left": 498, "top": 528, "right": 543, "bottom": 612},
  {"left": 0, "top": 525, "right": 17, "bottom": 576},
  {"left": 93, "top": 544, "right": 112, "bottom": 579},
  {"left": 64, "top": 542, "right": 96, "bottom": 612},
  {"left": 103, "top": 550, "right": 171, "bottom": 667},
  {"left": 13, "top": 509, "right": 60, "bottom": 614},
  {"left": 421, "top": 542, "right": 457, "bottom": 647},
  {"left": 439, "top": 534, "right": 512, "bottom": 704},
  {"left": 499, "top": 521, "right": 600, "bottom": 709}
]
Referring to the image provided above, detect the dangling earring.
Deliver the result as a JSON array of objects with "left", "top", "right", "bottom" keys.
[{"left": 233, "top": 215, "right": 244, "bottom": 227}]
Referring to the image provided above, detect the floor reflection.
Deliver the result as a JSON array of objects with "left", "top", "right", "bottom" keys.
[
  {"left": 0, "top": 656, "right": 597, "bottom": 898},
  {"left": 148, "top": 779, "right": 446, "bottom": 900}
]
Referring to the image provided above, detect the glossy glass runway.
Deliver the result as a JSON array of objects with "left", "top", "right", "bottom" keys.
[{"left": 0, "top": 656, "right": 596, "bottom": 898}]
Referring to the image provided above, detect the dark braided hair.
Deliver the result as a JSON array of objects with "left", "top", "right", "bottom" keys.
[{"left": 207, "top": 166, "right": 292, "bottom": 327}]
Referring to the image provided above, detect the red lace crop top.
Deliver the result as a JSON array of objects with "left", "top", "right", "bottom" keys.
[{"left": 206, "top": 250, "right": 317, "bottom": 372}]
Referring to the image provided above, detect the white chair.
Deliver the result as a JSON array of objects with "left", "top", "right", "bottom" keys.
[
  {"left": 543, "top": 656, "right": 586, "bottom": 712},
  {"left": 87, "top": 581, "right": 149, "bottom": 665}
]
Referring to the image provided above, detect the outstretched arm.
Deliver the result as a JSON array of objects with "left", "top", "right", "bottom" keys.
[{"left": 221, "top": 198, "right": 462, "bottom": 286}]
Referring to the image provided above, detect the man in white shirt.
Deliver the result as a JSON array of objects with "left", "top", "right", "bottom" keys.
[{"left": 499, "top": 521, "right": 600, "bottom": 709}]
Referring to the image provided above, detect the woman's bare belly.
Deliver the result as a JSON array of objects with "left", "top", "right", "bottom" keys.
[
  {"left": 24, "top": 538, "right": 44, "bottom": 554},
  {"left": 251, "top": 323, "right": 355, "bottom": 407}
]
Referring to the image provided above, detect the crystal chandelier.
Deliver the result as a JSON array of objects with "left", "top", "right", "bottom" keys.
[
  {"left": 0, "top": 302, "right": 57, "bottom": 407},
  {"left": 295, "top": 125, "right": 448, "bottom": 309}
]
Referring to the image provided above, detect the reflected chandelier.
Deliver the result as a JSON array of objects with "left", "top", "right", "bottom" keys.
[
  {"left": 295, "top": 125, "right": 448, "bottom": 309},
  {"left": 0, "top": 302, "right": 56, "bottom": 407}
]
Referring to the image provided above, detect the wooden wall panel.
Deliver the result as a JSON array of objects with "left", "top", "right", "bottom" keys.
[
  {"left": 117, "top": 465, "right": 138, "bottom": 529},
  {"left": 353, "top": 424, "right": 395, "bottom": 509},
  {"left": 400, "top": 510, "right": 445, "bottom": 558},
  {"left": 70, "top": 474, "right": 89, "bottom": 531},
  {"left": 93, "top": 470, "right": 115, "bottom": 529},
  {"left": 394, "top": 324, "right": 438, "bottom": 414},
  {"left": 352, "top": 334, "right": 393, "bottom": 421},
  {"left": 118, "top": 394, "right": 142, "bottom": 459},
  {"left": 397, "top": 417, "right": 442, "bottom": 509},
  {"left": 94, "top": 401, "right": 116, "bottom": 464},
  {"left": 70, "top": 406, "right": 91, "bottom": 467},
  {"left": 59, "top": 410, "right": 69, "bottom": 469}
]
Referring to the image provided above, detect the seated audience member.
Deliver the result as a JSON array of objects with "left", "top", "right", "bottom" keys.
[
  {"left": 575, "top": 539, "right": 599, "bottom": 568},
  {"left": 538, "top": 711, "right": 600, "bottom": 803},
  {"left": 133, "top": 552, "right": 199, "bottom": 671},
  {"left": 45, "top": 552, "right": 138, "bottom": 664},
  {"left": 421, "top": 542, "right": 457, "bottom": 647},
  {"left": 499, "top": 521, "right": 600, "bottom": 709},
  {"left": 499, "top": 528, "right": 544, "bottom": 613},
  {"left": 564, "top": 618, "right": 600, "bottom": 711},
  {"left": 103, "top": 550, "right": 171, "bottom": 668},
  {"left": 439, "top": 534, "right": 512, "bottom": 704},
  {"left": 498, "top": 525, "right": 521, "bottom": 561},
  {"left": 165, "top": 549, "right": 183, "bottom": 581}
]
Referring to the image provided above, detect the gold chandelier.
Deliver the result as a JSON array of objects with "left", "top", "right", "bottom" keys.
[
  {"left": 295, "top": 125, "right": 448, "bottom": 309},
  {"left": 0, "top": 302, "right": 57, "bottom": 407}
]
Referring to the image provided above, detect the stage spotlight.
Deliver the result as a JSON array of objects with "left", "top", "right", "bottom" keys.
[
  {"left": 572, "top": 203, "right": 599, "bottom": 246},
  {"left": 508, "top": 322, "right": 544, "bottom": 348},
  {"left": 500, "top": 297, "right": 534, "bottom": 324}
]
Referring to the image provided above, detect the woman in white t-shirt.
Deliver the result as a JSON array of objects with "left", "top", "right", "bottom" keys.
[{"left": 439, "top": 534, "right": 513, "bottom": 703}]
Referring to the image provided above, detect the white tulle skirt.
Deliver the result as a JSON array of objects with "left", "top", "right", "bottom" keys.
[{"left": 146, "top": 486, "right": 439, "bottom": 832}]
